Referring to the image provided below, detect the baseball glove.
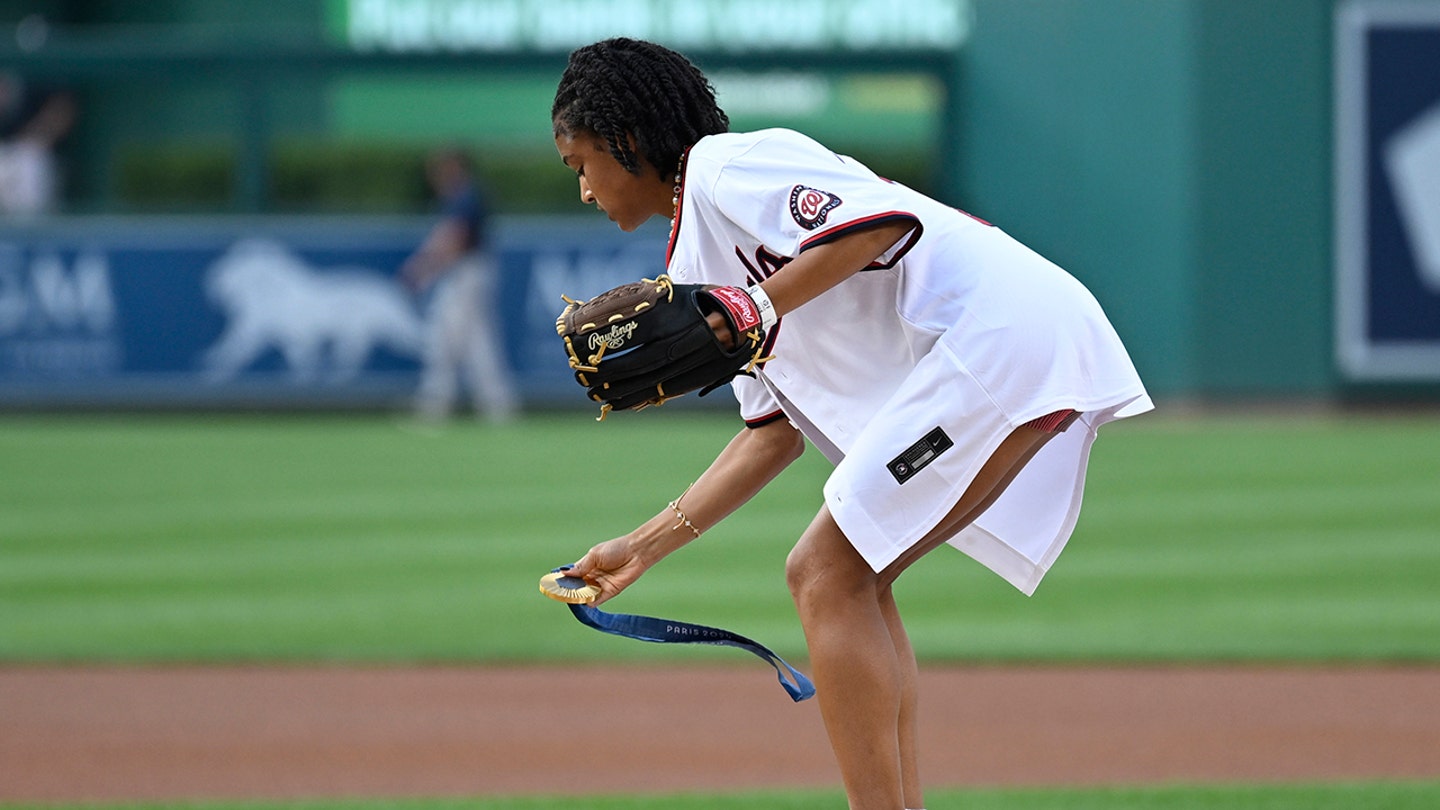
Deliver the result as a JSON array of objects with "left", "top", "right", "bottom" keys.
[{"left": 556, "top": 275, "right": 770, "bottom": 419}]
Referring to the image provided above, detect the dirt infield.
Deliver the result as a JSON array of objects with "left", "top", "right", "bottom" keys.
[{"left": 2, "top": 665, "right": 1438, "bottom": 803}]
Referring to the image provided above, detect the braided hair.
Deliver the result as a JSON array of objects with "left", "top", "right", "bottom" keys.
[{"left": 552, "top": 38, "right": 729, "bottom": 179}]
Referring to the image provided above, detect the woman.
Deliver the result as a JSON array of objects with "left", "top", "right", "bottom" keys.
[{"left": 552, "top": 38, "right": 1151, "bottom": 810}]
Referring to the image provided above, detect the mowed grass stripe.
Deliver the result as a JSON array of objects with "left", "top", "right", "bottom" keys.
[{"left": 1, "top": 411, "right": 1437, "bottom": 663}]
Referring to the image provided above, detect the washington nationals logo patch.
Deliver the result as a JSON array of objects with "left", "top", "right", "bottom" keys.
[{"left": 789, "top": 185, "right": 842, "bottom": 230}]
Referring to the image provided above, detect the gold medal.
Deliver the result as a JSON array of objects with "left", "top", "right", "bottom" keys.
[{"left": 539, "top": 571, "right": 601, "bottom": 604}]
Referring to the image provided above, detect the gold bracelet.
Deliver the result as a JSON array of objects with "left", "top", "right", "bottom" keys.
[{"left": 668, "top": 499, "right": 700, "bottom": 538}]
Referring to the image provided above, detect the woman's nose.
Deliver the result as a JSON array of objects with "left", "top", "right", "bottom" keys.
[{"left": 579, "top": 177, "right": 595, "bottom": 204}]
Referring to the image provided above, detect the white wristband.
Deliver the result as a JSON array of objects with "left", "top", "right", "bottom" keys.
[{"left": 747, "top": 284, "right": 778, "bottom": 331}]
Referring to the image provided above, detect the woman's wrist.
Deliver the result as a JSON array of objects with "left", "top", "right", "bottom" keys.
[
  {"left": 633, "top": 506, "right": 701, "bottom": 561},
  {"left": 747, "top": 284, "right": 778, "bottom": 331}
]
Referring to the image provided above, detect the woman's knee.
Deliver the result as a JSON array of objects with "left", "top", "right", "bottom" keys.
[
  {"left": 785, "top": 521, "right": 877, "bottom": 608},
  {"left": 783, "top": 541, "right": 819, "bottom": 602}
]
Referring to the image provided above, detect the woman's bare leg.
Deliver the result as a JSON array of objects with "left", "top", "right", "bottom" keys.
[
  {"left": 878, "top": 584, "right": 923, "bottom": 809},
  {"left": 786, "top": 425, "right": 1056, "bottom": 809},
  {"left": 788, "top": 516, "right": 903, "bottom": 807}
]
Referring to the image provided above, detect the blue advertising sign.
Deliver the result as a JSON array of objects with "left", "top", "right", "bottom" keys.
[
  {"left": 1335, "top": 1, "right": 1440, "bottom": 380},
  {"left": 0, "top": 216, "right": 669, "bottom": 408}
]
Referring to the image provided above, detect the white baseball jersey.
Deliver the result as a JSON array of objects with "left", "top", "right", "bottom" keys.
[{"left": 666, "top": 128, "right": 1151, "bottom": 594}]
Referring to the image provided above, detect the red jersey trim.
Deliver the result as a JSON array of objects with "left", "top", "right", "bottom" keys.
[
  {"left": 797, "top": 212, "right": 922, "bottom": 270},
  {"left": 744, "top": 409, "right": 788, "bottom": 429}
]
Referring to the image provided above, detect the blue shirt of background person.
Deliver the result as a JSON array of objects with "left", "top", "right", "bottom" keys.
[
  {"left": 439, "top": 159, "right": 489, "bottom": 255},
  {"left": 402, "top": 148, "right": 490, "bottom": 293}
]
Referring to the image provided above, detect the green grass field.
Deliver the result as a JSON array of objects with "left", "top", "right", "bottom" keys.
[
  {"left": 2, "top": 410, "right": 1437, "bottom": 664},
  {"left": 2, "top": 410, "right": 1438, "bottom": 810}
]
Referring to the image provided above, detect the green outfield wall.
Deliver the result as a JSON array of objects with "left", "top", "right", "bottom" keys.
[
  {"left": 5, "top": 0, "right": 1426, "bottom": 402},
  {"left": 956, "top": 0, "right": 1337, "bottom": 399}
]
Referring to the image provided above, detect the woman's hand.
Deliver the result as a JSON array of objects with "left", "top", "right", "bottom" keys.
[
  {"left": 705, "top": 310, "right": 735, "bottom": 349},
  {"left": 565, "top": 534, "right": 653, "bottom": 606}
]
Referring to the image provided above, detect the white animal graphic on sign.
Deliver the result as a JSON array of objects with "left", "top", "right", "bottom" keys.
[{"left": 202, "top": 238, "right": 423, "bottom": 383}]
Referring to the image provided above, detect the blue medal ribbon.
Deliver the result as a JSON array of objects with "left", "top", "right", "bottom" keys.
[{"left": 552, "top": 567, "right": 815, "bottom": 702}]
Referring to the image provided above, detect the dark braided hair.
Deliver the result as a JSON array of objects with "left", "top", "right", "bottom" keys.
[{"left": 552, "top": 38, "right": 729, "bottom": 179}]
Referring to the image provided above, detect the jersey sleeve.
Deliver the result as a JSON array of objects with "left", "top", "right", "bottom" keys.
[
  {"left": 731, "top": 373, "right": 787, "bottom": 429},
  {"left": 706, "top": 131, "right": 922, "bottom": 266}
]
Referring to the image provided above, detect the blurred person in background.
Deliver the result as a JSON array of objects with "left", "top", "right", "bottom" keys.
[
  {"left": 0, "top": 71, "right": 76, "bottom": 216},
  {"left": 400, "top": 146, "right": 519, "bottom": 424}
]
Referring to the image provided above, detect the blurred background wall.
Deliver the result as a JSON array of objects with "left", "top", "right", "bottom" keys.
[{"left": 1, "top": 0, "right": 1436, "bottom": 410}]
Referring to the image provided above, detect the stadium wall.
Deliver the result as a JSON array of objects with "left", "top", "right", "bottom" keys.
[
  {"left": 956, "top": 0, "right": 1338, "bottom": 400},
  {"left": 7, "top": 0, "right": 1438, "bottom": 407}
]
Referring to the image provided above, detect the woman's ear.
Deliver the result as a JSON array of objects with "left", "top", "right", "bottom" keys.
[{"left": 623, "top": 132, "right": 673, "bottom": 180}]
